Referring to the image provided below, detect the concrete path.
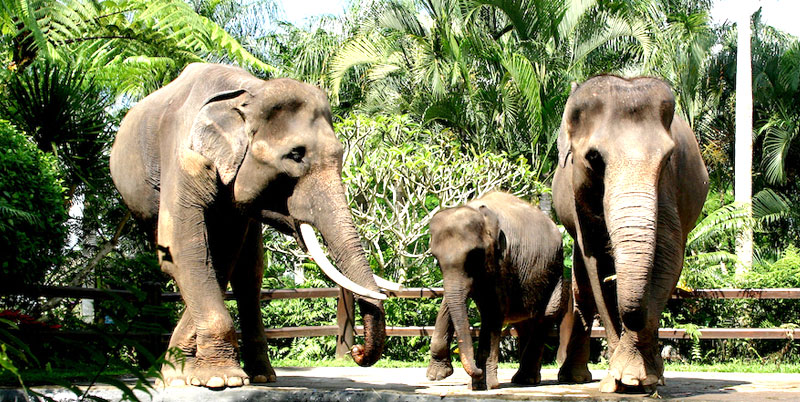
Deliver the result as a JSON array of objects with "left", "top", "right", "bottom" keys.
[{"left": 6, "top": 366, "right": 800, "bottom": 401}]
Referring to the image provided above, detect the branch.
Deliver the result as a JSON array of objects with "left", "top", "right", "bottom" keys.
[
  {"left": 40, "top": 212, "right": 131, "bottom": 312},
  {"left": 493, "top": 24, "right": 514, "bottom": 40}
]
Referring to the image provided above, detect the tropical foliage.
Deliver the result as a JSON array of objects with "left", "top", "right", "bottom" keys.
[
  {"left": 0, "top": 121, "right": 67, "bottom": 301},
  {"left": 0, "top": 0, "right": 799, "bottom": 390}
]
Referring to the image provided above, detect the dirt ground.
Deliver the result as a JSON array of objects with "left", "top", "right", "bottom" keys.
[{"left": 8, "top": 366, "right": 800, "bottom": 401}]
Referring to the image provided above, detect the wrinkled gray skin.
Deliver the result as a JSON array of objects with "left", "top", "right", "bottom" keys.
[
  {"left": 552, "top": 76, "right": 708, "bottom": 393},
  {"left": 426, "top": 192, "right": 569, "bottom": 390},
  {"left": 109, "top": 63, "right": 385, "bottom": 388}
]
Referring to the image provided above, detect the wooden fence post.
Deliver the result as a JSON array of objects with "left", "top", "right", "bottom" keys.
[
  {"left": 139, "top": 281, "right": 163, "bottom": 367},
  {"left": 336, "top": 288, "right": 355, "bottom": 359}
]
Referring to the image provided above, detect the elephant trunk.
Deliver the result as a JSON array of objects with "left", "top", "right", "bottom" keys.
[
  {"left": 303, "top": 172, "right": 385, "bottom": 366},
  {"left": 444, "top": 282, "right": 482, "bottom": 378},
  {"left": 605, "top": 181, "right": 658, "bottom": 332}
]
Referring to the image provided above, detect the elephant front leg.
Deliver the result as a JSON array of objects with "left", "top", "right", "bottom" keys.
[
  {"left": 172, "top": 266, "right": 247, "bottom": 388},
  {"left": 427, "top": 298, "right": 455, "bottom": 380},
  {"left": 231, "top": 222, "right": 275, "bottom": 384},
  {"left": 160, "top": 307, "right": 197, "bottom": 386},
  {"left": 600, "top": 325, "right": 662, "bottom": 393},
  {"left": 163, "top": 216, "right": 248, "bottom": 387},
  {"left": 558, "top": 250, "right": 595, "bottom": 384},
  {"left": 473, "top": 312, "right": 502, "bottom": 390}
]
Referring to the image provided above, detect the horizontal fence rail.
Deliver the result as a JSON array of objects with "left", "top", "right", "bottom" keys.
[
  {"left": 266, "top": 326, "right": 799, "bottom": 340},
  {"left": 20, "top": 286, "right": 800, "bottom": 301},
  {"left": 8, "top": 286, "right": 800, "bottom": 353}
]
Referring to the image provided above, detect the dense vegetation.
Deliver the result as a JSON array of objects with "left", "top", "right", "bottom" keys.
[{"left": 0, "top": 0, "right": 798, "bottom": 395}]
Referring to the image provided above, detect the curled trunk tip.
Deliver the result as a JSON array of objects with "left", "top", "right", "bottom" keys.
[{"left": 350, "top": 298, "right": 386, "bottom": 366}]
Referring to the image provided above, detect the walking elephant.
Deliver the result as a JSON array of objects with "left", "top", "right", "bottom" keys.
[
  {"left": 425, "top": 192, "right": 569, "bottom": 390},
  {"left": 109, "top": 63, "right": 399, "bottom": 388},
  {"left": 552, "top": 75, "right": 708, "bottom": 392}
]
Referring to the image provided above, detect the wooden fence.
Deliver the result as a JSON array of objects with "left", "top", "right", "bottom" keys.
[{"left": 10, "top": 286, "right": 800, "bottom": 359}]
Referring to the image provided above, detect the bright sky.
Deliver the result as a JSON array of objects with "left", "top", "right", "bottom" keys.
[
  {"left": 278, "top": 0, "right": 800, "bottom": 37},
  {"left": 712, "top": 0, "right": 800, "bottom": 37},
  {"left": 279, "top": 0, "right": 347, "bottom": 25}
]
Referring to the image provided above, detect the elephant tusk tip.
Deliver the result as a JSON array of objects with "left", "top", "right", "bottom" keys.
[
  {"left": 299, "top": 224, "right": 387, "bottom": 300},
  {"left": 373, "top": 274, "right": 403, "bottom": 291}
]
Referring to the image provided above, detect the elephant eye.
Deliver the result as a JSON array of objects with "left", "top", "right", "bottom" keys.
[
  {"left": 285, "top": 146, "right": 306, "bottom": 163},
  {"left": 585, "top": 148, "right": 603, "bottom": 169}
]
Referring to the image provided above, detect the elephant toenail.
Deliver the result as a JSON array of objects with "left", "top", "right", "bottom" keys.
[
  {"left": 170, "top": 379, "right": 187, "bottom": 387},
  {"left": 190, "top": 377, "right": 201, "bottom": 386},
  {"left": 599, "top": 376, "right": 618, "bottom": 393},
  {"left": 206, "top": 376, "right": 226, "bottom": 388},
  {"left": 621, "top": 374, "right": 640, "bottom": 386},
  {"left": 228, "top": 377, "right": 243, "bottom": 387},
  {"left": 253, "top": 375, "right": 268, "bottom": 383}
]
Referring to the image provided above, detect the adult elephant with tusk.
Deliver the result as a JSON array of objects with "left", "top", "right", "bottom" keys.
[
  {"left": 553, "top": 75, "right": 708, "bottom": 393},
  {"left": 109, "top": 63, "right": 400, "bottom": 389}
]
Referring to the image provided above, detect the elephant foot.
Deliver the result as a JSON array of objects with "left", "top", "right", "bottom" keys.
[
  {"left": 601, "top": 340, "right": 661, "bottom": 393},
  {"left": 471, "top": 374, "right": 499, "bottom": 390},
  {"left": 426, "top": 359, "right": 454, "bottom": 381},
  {"left": 600, "top": 375, "right": 659, "bottom": 394},
  {"left": 245, "top": 361, "right": 276, "bottom": 384},
  {"left": 187, "top": 363, "right": 250, "bottom": 388},
  {"left": 557, "top": 363, "right": 592, "bottom": 384},
  {"left": 159, "top": 356, "right": 195, "bottom": 387},
  {"left": 511, "top": 370, "right": 541, "bottom": 385}
]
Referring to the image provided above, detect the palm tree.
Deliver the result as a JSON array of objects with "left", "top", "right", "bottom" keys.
[
  {"left": 0, "top": 0, "right": 277, "bottom": 99},
  {"left": 328, "top": 0, "right": 655, "bottom": 178}
]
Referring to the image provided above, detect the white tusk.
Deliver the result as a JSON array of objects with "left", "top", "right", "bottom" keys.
[
  {"left": 373, "top": 275, "right": 402, "bottom": 291},
  {"left": 299, "top": 224, "right": 387, "bottom": 300}
]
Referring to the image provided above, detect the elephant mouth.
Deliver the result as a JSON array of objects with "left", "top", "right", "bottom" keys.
[{"left": 260, "top": 209, "right": 298, "bottom": 237}]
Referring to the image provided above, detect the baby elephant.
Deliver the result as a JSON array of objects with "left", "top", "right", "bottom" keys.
[{"left": 426, "top": 191, "right": 568, "bottom": 390}]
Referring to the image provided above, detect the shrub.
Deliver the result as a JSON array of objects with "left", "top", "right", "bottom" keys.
[
  {"left": 0, "top": 121, "right": 67, "bottom": 299},
  {"left": 261, "top": 114, "right": 548, "bottom": 361}
]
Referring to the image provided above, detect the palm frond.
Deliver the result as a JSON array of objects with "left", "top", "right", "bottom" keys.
[
  {"left": 687, "top": 202, "right": 753, "bottom": 249},
  {"left": 752, "top": 188, "right": 790, "bottom": 225},
  {"left": 779, "top": 41, "right": 800, "bottom": 92},
  {"left": 759, "top": 111, "right": 798, "bottom": 185},
  {"left": 500, "top": 51, "right": 542, "bottom": 135},
  {"left": 328, "top": 33, "right": 393, "bottom": 102}
]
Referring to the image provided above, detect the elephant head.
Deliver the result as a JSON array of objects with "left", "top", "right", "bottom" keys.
[
  {"left": 429, "top": 204, "right": 505, "bottom": 378},
  {"left": 189, "top": 77, "right": 394, "bottom": 366},
  {"left": 557, "top": 76, "right": 677, "bottom": 331}
]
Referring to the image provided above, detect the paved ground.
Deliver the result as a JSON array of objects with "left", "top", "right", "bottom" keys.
[{"left": 6, "top": 366, "right": 800, "bottom": 401}]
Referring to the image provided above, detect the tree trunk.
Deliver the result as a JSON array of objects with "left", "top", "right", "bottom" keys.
[{"left": 735, "top": 8, "right": 754, "bottom": 277}]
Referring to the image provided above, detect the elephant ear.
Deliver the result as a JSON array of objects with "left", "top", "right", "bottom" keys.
[
  {"left": 478, "top": 205, "right": 506, "bottom": 254},
  {"left": 189, "top": 89, "right": 252, "bottom": 185},
  {"left": 557, "top": 126, "right": 572, "bottom": 168}
]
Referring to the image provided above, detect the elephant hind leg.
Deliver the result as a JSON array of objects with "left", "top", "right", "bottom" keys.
[
  {"left": 511, "top": 319, "right": 545, "bottom": 385},
  {"left": 231, "top": 221, "right": 275, "bottom": 383}
]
